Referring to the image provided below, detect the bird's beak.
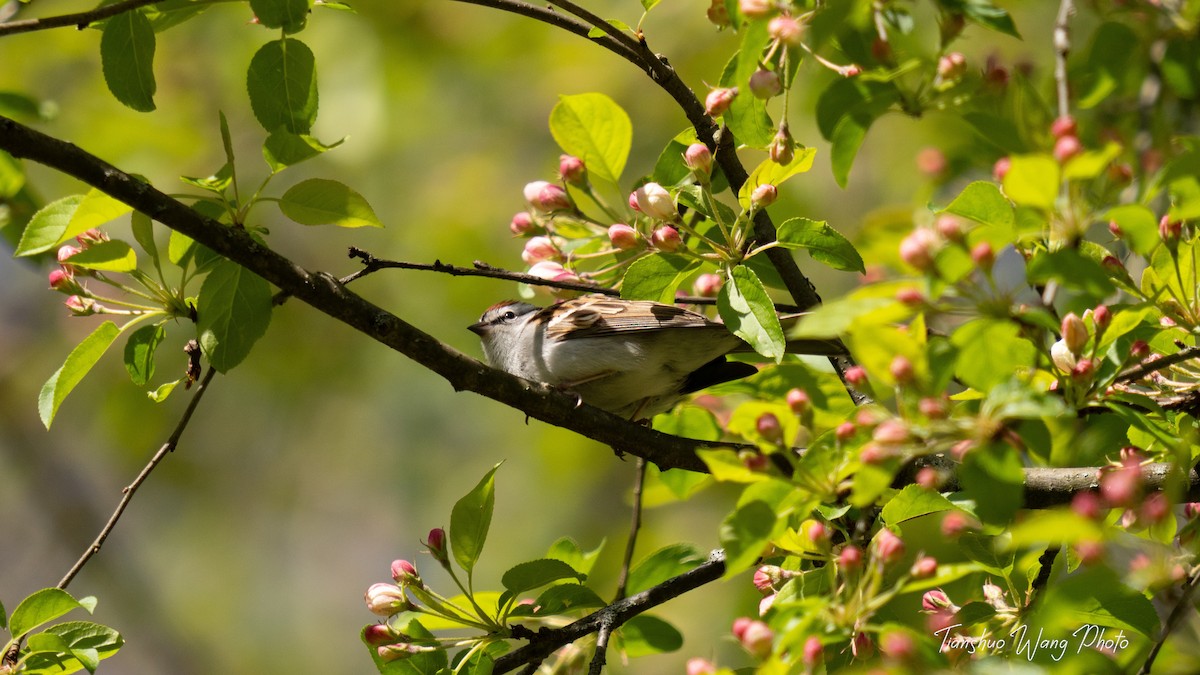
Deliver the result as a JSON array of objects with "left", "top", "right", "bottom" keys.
[{"left": 468, "top": 322, "right": 487, "bottom": 336}]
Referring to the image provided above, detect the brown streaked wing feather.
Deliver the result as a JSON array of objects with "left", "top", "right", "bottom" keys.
[{"left": 545, "top": 297, "right": 719, "bottom": 341}]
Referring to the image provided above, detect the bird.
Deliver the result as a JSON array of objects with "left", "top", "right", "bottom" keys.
[{"left": 469, "top": 294, "right": 842, "bottom": 419}]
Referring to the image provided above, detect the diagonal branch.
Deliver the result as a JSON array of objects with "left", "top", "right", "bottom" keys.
[{"left": 0, "top": 0, "right": 164, "bottom": 36}]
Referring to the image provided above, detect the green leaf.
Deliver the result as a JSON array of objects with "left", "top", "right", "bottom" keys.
[
  {"left": 718, "top": 21, "right": 774, "bottom": 148},
  {"left": 957, "top": 0, "right": 1020, "bottom": 37},
  {"left": 67, "top": 190, "right": 134, "bottom": 242},
  {"left": 123, "top": 324, "right": 164, "bottom": 386},
  {"left": 1006, "top": 511, "right": 1104, "bottom": 548},
  {"left": 100, "top": 10, "right": 156, "bottom": 112},
  {"left": 546, "top": 537, "right": 604, "bottom": 577},
  {"left": 130, "top": 211, "right": 158, "bottom": 259},
  {"left": 718, "top": 265, "right": 785, "bottom": 362},
  {"left": 626, "top": 544, "right": 705, "bottom": 595},
  {"left": 880, "top": 485, "right": 955, "bottom": 526},
  {"left": 815, "top": 78, "right": 899, "bottom": 187},
  {"left": 250, "top": 0, "right": 308, "bottom": 33},
  {"left": 0, "top": 149, "right": 24, "bottom": 197},
  {"left": 1105, "top": 204, "right": 1160, "bottom": 256},
  {"left": 1002, "top": 155, "right": 1059, "bottom": 210},
  {"left": 738, "top": 149, "right": 818, "bottom": 208},
  {"left": 620, "top": 254, "right": 698, "bottom": 303},
  {"left": 720, "top": 499, "right": 777, "bottom": 575},
  {"left": 950, "top": 319, "right": 1035, "bottom": 391},
  {"left": 1077, "top": 23, "right": 1139, "bottom": 109},
  {"left": 279, "top": 178, "right": 382, "bottom": 228},
  {"left": 1036, "top": 567, "right": 1159, "bottom": 638},
  {"left": 450, "top": 463, "right": 501, "bottom": 574},
  {"left": 548, "top": 93, "right": 631, "bottom": 184},
  {"left": 1063, "top": 142, "right": 1122, "bottom": 180},
  {"left": 501, "top": 559, "right": 584, "bottom": 595},
  {"left": 1164, "top": 151, "right": 1200, "bottom": 220},
  {"left": 9, "top": 588, "right": 88, "bottom": 638},
  {"left": 39, "top": 322, "right": 121, "bottom": 429},
  {"left": 147, "top": 379, "right": 180, "bottom": 402},
  {"left": 196, "top": 260, "right": 273, "bottom": 373},
  {"left": 526, "top": 584, "right": 604, "bottom": 615},
  {"left": 247, "top": 38, "right": 318, "bottom": 134},
  {"left": 617, "top": 615, "right": 682, "bottom": 657},
  {"left": 959, "top": 443, "right": 1024, "bottom": 525},
  {"left": 1027, "top": 248, "right": 1115, "bottom": 302},
  {"left": 31, "top": 620, "right": 123, "bottom": 673},
  {"left": 64, "top": 240, "right": 138, "bottom": 273},
  {"left": 14, "top": 194, "right": 84, "bottom": 256},
  {"left": 263, "top": 130, "right": 339, "bottom": 172},
  {"left": 942, "top": 181, "right": 1015, "bottom": 233},
  {"left": 774, "top": 217, "right": 864, "bottom": 272}
]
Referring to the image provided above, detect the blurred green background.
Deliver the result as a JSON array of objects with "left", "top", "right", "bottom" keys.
[{"left": 0, "top": 1, "right": 1056, "bottom": 671}]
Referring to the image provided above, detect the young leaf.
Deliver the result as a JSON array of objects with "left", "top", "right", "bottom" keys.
[
  {"left": 196, "top": 260, "right": 273, "bottom": 373},
  {"left": 39, "top": 321, "right": 122, "bottom": 429},
  {"left": 775, "top": 217, "right": 864, "bottom": 273},
  {"left": 64, "top": 240, "right": 138, "bottom": 273},
  {"left": 620, "top": 254, "right": 698, "bottom": 303},
  {"left": 959, "top": 443, "right": 1024, "bottom": 525},
  {"left": 263, "top": 130, "right": 339, "bottom": 172},
  {"left": 941, "top": 181, "right": 1015, "bottom": 231},
  {"left": 625, "top": 544, "right": 705, "bottom": 595},
  {"left": 880, "top": 485, "right": 955, "bottom": 526},
  {"left": 450, "top": 463, "right": 501, "bottom": 574},
  {"left": 548, "top": 93, "right": 632, "bottom": 184},
  {"left": 9, "top": 588, "right": 89, "bottom": 638},
  {"left": 66, "top": 189, "right": 134, "bottom": 243},
  {"left": 250, "top": 0, "right": 308, "bottom": 34},
  {"left": 101, "top": 9, "right": 157, "bottom": 112},
  {"left": 1105, "top": 204, "right": 1159, "bottom": 256},
  {"left": 148, "top": 379, "right": 181, "bottom": 402},
  {"left": 14, "top": 194, "right": 84, "bottom": 256},
  {"left": 719, "top": 499, "right": 777, "bottom": 575},
  {"left": 124, "top": 324, "right": 165, "bottom": 386},
  {"left": 718, "top": 21, "right": 774, "bottom": 148},
  {"left": 738, "top": 149, "right": 817, "bottom": 208},
  {"left": 278, "top": 178, "right": 382, "bottom": 228},
  {"left": 130, "top": 211, "right": 158, "bottom": 259},
  {"left": 501, "top": 559, "right": 585, "bottom": 595},
  {"left": 247, "top": 38, "right": 318, "bottom": 134},
  {"left": 617, "top": 615, "right": 683, "bottom": 657},
  {"left": 1001, "top": 155, "right": 1060, "bottom": 210},
  {"left": 717, "top": 265, "right": 785, "bottom": 362}
]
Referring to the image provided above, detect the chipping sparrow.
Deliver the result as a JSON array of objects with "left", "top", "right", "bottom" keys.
[{"left": 469, "top": 294, "right": 841, "bottom": 419}]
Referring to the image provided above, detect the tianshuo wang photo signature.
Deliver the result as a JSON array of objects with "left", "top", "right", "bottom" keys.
[{"left": 934, "top": 622, "right": 1133, "bottom": 661}]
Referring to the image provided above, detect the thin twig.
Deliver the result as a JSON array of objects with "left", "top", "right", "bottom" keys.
[
  {"left": 0, "top": 0, "right": 164, "bottom": 36},
  {"left": 587, "top": 619, "right": 613, "bottom": 675},
  {"left": 1052, "top": 0, "right": 1074, "bottom": 120},
  {"left": 1139, "top": 565, "right": 1200, "bottom": 675},
  {"left": 1027, "top": 545, "right": 1060, "bottom": 607},
  {"left": 612, "top": 458, "right": 647, "bottom": 602},
  {"left": 1118, "top": 345, "right": 1200, "bottom": 383},
  {"left": 57, "top": 366, "right": 218, "bottom": 589}
]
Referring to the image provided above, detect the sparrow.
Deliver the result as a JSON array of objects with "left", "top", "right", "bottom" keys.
[{"left": 469, "top": 294, "right": 841, "bottom": 419}]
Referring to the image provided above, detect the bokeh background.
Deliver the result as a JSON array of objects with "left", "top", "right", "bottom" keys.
[{"left": 1, "top": 1, "right": 1061, "bottom": 671}]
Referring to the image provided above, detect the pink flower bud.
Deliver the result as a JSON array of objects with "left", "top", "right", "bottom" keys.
[
  {"left": 750, "top": 183, "right": 778, "bottom": 208},
  {"left": 844, "top": 365, "right": 868, "bottom": 387},
  {"left": 706, "top": 0, "right": 730, "bottom": 27},
  {"left": 1159, "top": 215, "right": 1183, "bottom": 243},
  {"left": 843, "top": 64, "right": 862, "bottom": 77},
  {"left": 365, "top": 583, "right": 409, "bottom": 616},
  {"left": 65, "top": 295, "right": 97, "bottom": 316},
  {"left": 899, "top": 228, "right": 940, "bottom": 271},
  {"left": 859, "top": 442, "right": 890, "bottom": 464},
  {"left": 1051, "top": 116, "right": 1078, "bottom": 139},
  {"left": 509, "top": 211, "right": 535, "bottom": 235},
  {"left": 75, "top": 228, "right": 108, "bottom": 246},
  {"left": 768, "top": 125, "right": 794, "bottom": 165},
  {"left": 940, "top": 511, "right": 973, "bottom": 537},
  {"left": 48, "top": 268, "right": 75, "bottom": 292},
  {"left": 934, "top": 214, "right": 963, "bottom": 242},
  {"left": 377, "top": 643, "right": 423, "bottom": 662},
  {"left": 732, "top": 617, "right": 753, "bottom": 641},
  {"left": 937, "top": 52, "right": 966, "bottom": 80},
  {"left": 1093, "top": 304, "right": 1111, "bottom": 331},
  {"left": 738, "top": 0, "right": 774, "bottom": 19},
  {"left": 851, "top": 632, "right": 873, "bottom": 659},
  {"left": 1130, "top": 340, "right": 1150, "bottom": 360},
  {"left": 57, "top": 244, "right": 82, "bottom": 263},
  {"left": 916, "top": 147, "right": 948, "bottom": 176},
  {"left": 634, "top": 182, "right": 677, "bottom": 221},
  {"left": 895, "top": 287, "right": 925, "bottom": 306},
  {"left": 922, "top": 589, "right": 957, "bottom": 612},
  {"left": 875, "top": 528, "right": 905, "bottom": 564},
  {"left": 786, "top": 388, "right": 810, "bottom": 414},
  {"left": 527, "top": 261, "right": 581, "bottom": 284},
  {"left": 1061, "top": 312, "right": 1089, "bottom": 355},
  {"left": 982, "top": 580, "right": 1007, "bottom": 609},
  {"left": 737, "top": 619, "right": 774, "bottom": 658},
  {"left": 391, "top": 559, "right": 419, "bottom": 584},
  {"left": 686, "top": 657, "right": 717, "bottom": 675},
  {"left": 1074, "top": 540, "right": 1105, "bottom": 566},
  {"left": 970, "top": 242, "right": 995, "bottom": 271},
  {"left": 607, "top": 223, "right": 639, "bottom": 250},
  {"left": 1071, "top": 491, "right": 1103, "bottom": 520},
  {"left": 523, "top": 181, "right": 572, "bottom": 212},
  {"left": 872, "top": 419, "right": 909, "bottom": 445},
  {"left": 838, "top": 544, "right": 863, "bottom": 569},
  {"left": 748, "top": 68, "right": 782, "bottom": 99},
  {"left": 950, "top": 439, "right": 974, "bottom": 460},
  {"left": 1141, "top": 492, "right": 1169, "bottom": 524},
  {"left": 1185, "top": 503, "right": 1200, "bottom": 519},
  {"left": 693, "top": 272, "right": 723, "bottom": 297},
  {"left": 911, "top": 555, "right": 938, "bottom": 578},
  {"left": 993, "top": 156, "right": 1011, "bottom": 182},
  {"left": 1107, "top": 220, "right": 1123, "bottom": 238},
  {"left": 768, "top": 15, "right": 804, "bottom": 46},
  {"left": 752, "top": 566, "right": 777, "bottom": 594},
  {"left": 881, "top": 631, "right": 916, "bottom": 662},
  {"left": 362, "top": 623, "right": 395, "bottom": 646},
  {"left": 683, "top": 143, "right": 713, "bottom": 176},
  {"left": 805, "top": 520, "right": 828, "bottom": 545},
  {"left": 889, "top": 355, "right": 914, "bottom": 384},
  {"left": 1053, "top": 135, "right": 1083, "bottom": 163},
  {"left": 835, "top": 421, "right": 856, "bottom": 441},
  {"left": 758, "top": 592, "right": 775, "bottom": 615},
  {"left": 918, "top": 396, "right": 947, "bottom": 419},
  {"left": 650, "top": 225, "right": 683, "bottom": 252},
  {"left": 1100, "top": 459, "right": 1142, "bottom": 508},
  {"left": 425, "top": 528, "right": 448, "bottom": 565},
  {"left": 756, "top": 411, "right": 782, "bottom": 443},
  {"left": 704, "top": 87, "right": 738, "bottom": 116},
  {"left": 802, "top": 635, "right": 823, "bottom": 666},
  {"left": 916, "top": 466, "right": 940, "bottom": 490},
  {"left": 1071, "top": 358, "right": 1095, "bottom": 381},
  {"left": 558, "top": 154, "right": 586, "bottom": 183},
  {"left": 521, "top": 236, "right": 560, "bottom": 264}
]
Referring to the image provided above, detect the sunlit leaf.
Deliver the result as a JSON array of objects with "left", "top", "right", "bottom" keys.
[
  {"left": 549, "top": 93, "right": 631, "bottom": 184},
  {"left": 718, "top": 265, "right": 785, "bottom": 362},
  {"left": 101, "top": 10, "right": 156, "bottom": 112},
  {"left": 450, "top": 463, "right": 501, "bottom": 574},
  {"left": 196, "top": 259, "right": 273, "bottom": 372},
  {"left": 279, "top": 178, "right": 382, "bottom": 228},
  {"left": 39, "top": 322, "right": 122, "bottom": 429}
]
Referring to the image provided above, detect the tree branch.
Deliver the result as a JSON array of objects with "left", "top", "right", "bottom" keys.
[
  {"left": 0, "top": 0, "right": 164, "bottom": 37},
  {"left": 1052, "top": 0, "right": 1074, "bottom": 120},
  {"left": 494, "top": 550, "right": 727, "bottom": 673},
  {"left": 1139, "top": 564, "right": 1200, "bottom": 675}
]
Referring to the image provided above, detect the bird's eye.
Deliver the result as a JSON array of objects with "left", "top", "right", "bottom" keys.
[{"left": 502, "top": 311, "right": 517, "bottom": 321}]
